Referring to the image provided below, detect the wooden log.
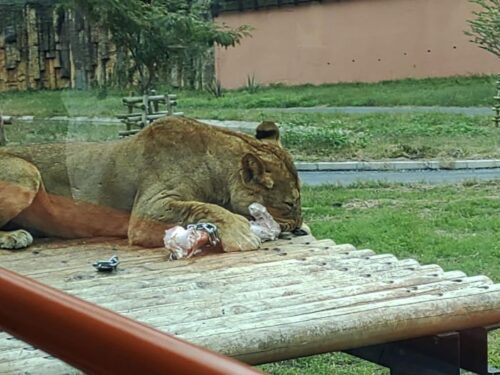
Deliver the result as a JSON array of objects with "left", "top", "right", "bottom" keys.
[
  {"left": 61, "top": 255, "right": 422, "bottom": 307},
  {"left": 0, "top": 235, "right": 499, "bottom": 372},
  {"left": 80, "top": 271, "right": 471, "bottom": 325},
  {"left": 0, "top": 241, "right": 349, "bottom": 280},
  {"left": 152, "top": 273, "right": 487, "bottom": 334},
  {"left": 0, "top": 235, "right": 321, "bottom": 269},
  {"left": 122, "top": 95, "right": 167, "bottom": 104},
  {"left": 1, "top": 274, "right": 498, "bottom": 366},
  {"left": 0, "top": 272, "right": 484, "bottom": 360},
  {"left": 118, "top": 113, "right": 168, "bottom": 122},
  {"left": 91, "top": 270, "right": 470, "bottom": 325},
  {"left": 117, "top": 111, "right": 169, "bottom": 119},
  {"left": 192, "top": 285, "right": 500, "bottom": 365},
  {"left": 0, "top": 355, "right": 75, "bottom": 375}
]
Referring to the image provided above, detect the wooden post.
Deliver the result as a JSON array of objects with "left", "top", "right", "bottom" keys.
[
  {"left": 141, "top": 94, "right": 149, "bottom": 128},
  {"left": 126, "top": 99, "right": 133, "bottom": 131},
  {"left": 0, "top": 115, "right": 5, "bottom": 146},
  {"left": 167, "top": 94, "right": 177, "bottom": 115}
]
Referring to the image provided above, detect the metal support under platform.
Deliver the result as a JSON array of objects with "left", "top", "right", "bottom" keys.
[{"left": 345, "top": 325, "right": 499, "bottom": 375}]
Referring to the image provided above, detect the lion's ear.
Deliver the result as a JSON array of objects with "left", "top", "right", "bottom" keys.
[
  {"left": 256, "top": 121, "right": 281, "bottom": 146},
  {"left": 241, "top": 153, "right": 274, "bottom": 189}
]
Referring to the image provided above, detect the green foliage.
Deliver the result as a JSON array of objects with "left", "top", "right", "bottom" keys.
[
  {"left": 61, "top": 0, "right": 251, "bottom": 92},
  {"left": 258, "top": 182, "right": 500, "bottom": 374},
  {"left": 4, "top": 120, "right": 121, "bottom": 144},
  {"left": 465, "top": 0, "right": 500, "bottom": 57},
  {"left": 246, "top": 74, "right": 259, "bottom": 93},
  {"left": 179, "top": 75, "right": 498, "bottom": 109},
  {"left": 183, "top": 111, "right": 497, "bottom": 161},
  {"left": 2, "top": 89, "right": 498, "bottom": 160},
  {"left": 96, "top": 85, "right": 109, "bottom": 100},
  {"left": 206, "top": 78, "right": 224, "bottom": 97},
  {"left": 282, "top": 126, "right": 367, "bottom": 155},
  {"left": 0, "top": 76, "right": 495, "bottom": 118}
]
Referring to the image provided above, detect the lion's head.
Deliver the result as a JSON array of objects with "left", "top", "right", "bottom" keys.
[
  {"left": 229, "top": 121, "right": 302, "bottom": 232},
  {"left": 138, "top": 118, "right": 303, "bottom": 234}
]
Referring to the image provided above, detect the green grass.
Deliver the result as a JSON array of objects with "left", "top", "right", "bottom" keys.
[
  {"left": 191, "top": 111, "right": 500, "bottom": 161},
  {"left": 2, "top": 75, "right": 498, "bottom": 161},
  {"left": 180, "top": 75, "right": 498, "bottom": 109},
  {"left": 3, "top": 121, "right": 122, "bottom": 144},
  {"left": 0, "top": 90, "right": 124, "bottom": 118},
  {"left": 303, "top": 182, "right": 499, "bottom": 279},
  {"left": 6, "top": 111, "right": 498, "bottom": 161},
  {"left": 0, "top": 75, "right": 497, "bottom": 118},
  {"left": 260, "top": 181, "right": 500, "bottom": 374}
]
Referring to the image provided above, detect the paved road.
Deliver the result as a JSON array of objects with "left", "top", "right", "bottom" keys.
[
  {"left": 299, "top": 168, "right": 500, "bottom": 186},
  {"left": 263, "top": 106, "right": 491, "bottom": 116}
]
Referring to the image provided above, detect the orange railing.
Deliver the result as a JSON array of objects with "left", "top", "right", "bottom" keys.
[{"left": 0, "top": 267, "right": 263, "bottom": 375}]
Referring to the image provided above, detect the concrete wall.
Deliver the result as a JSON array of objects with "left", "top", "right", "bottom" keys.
[{"left": 215, "top": 0, "right": 499, "bottom": 89}]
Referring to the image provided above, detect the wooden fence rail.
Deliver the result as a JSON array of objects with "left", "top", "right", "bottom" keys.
[{"left": 118, "top": 92, "right": 183, "bottom": 137}]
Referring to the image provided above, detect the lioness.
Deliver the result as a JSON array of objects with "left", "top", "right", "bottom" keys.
[{"left": 0, "top": 117, "right": 302, "bottom": 252}]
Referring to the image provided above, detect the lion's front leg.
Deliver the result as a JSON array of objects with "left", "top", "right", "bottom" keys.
[
  {"left": 191, "top": 205, "right": 262, "bottom": 252},
  {"left": 128, "top": 197, "right": 261, "bottom": 252},
  {"left": 0, "top": 230, "right": 34, "bottom": 250}
]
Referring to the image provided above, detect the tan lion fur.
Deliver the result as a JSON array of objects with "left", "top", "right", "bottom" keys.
[{"left": 0, "top": 117, "right": 302, "bottom": 251}]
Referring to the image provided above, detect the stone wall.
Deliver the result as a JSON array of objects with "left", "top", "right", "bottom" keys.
[{"left": 0, "top": 1, "right": 115, "bottom": 91}]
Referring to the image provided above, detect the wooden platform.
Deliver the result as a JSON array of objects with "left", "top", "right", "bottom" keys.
[{"left": 1, "top": 236, "right": 499, "bottom": 374}]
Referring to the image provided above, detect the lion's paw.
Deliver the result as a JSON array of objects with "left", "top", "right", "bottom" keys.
[
  {"left": 0, "top": 230, "right": 33, "bottom": 250},
  {"left": 219, "top": 215, "right": 261, "bottom": 252}
]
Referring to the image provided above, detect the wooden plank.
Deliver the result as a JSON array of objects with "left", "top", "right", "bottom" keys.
[
  {"left": 65, "top": 270, "right": 468, "bottom": 320},
  {"left": 122, "top": 95, "right": 167, "bottom": 104},
  {"left": 154, "top": 276, "right": 492, "bottom": 336},
  {"left": 0, "top": 354, "right": 77, "bottom": 375},
  {"left": 191, "top": 286, "right": 500, "bottom": 364},
  {"left": 0, "top": 270, "right": 472, "bottom": 350},
  {"left": 117, "top": 113, "right": 168, "bottom": 122},
  {"left": 0, "top": 237, "right": 333, "bottom": 274},
  {"left": 0, "top": 276, "right": 489, "bottom": 364},
  {"left": 117, "top": 111, "right": 169, "bottom": 119},
  {"left": 58, "top": 258, "right": 434, "bottom": 300},
  {"left": 0, "top": 235, "right": 320, "bottom": 267},
  {"left": 48, "top": 259, "right": 432, "bottom": 313},
  {"left": 0, "top": 236, "right": 499, "bottom": 371}
]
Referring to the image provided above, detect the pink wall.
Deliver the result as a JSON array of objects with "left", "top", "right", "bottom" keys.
[{"left": 215, "top": 0, "right": 499, "bottom": 89}]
